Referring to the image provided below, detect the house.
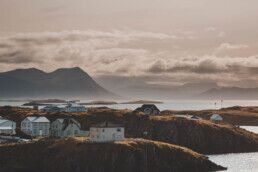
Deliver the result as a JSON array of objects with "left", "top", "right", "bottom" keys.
[
  {"left": 135, "top": 104, "right": 160, "bottom": 115},
  {"left": 41, "top": 103, "right": 86, "bottom": 113},
  {"left": 65, "top": 103, "right": 86, "bottom": 113},
  {"left": 0, "top": 117, "right": 16, "bottom": 135},
  {"left": 21, "top": 116, "right": 50, "bottom": 137},
  {"left": 210, "top": 114, "right": 223, "bottom": 122},
  {"left": 41, "top": 105, "right": 62, "bottom": 113},
  {"left": 51, "top": 118, "right": 88, "bottom": 138},
  {"left": 90, "top": 121, "right": 124, "bottom": 142}
]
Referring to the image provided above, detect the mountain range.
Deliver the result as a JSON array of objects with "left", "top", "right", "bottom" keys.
[
  {"left": 1, "top": 67, "right": 258, "bottom": 100},
  {"left": 96, "top": 76, "right": 258, "bottom": 100},
  {"left": 0, "top": 67, "right": 118, "bottom": 99}
]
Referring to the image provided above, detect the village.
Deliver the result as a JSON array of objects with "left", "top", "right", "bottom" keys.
[{"left": 0, "top": 102, "right": 223, "bottom": 143}]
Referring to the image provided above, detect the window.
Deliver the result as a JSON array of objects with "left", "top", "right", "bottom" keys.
[
  {"left": 102, "top": 129, "right": 105, "bottom": 132},
  {"left": 74, "top": 130, "right": 78, "bottom": 135},
  {"left": 117, "top": 128, "right": 121, "bottom": 132}
]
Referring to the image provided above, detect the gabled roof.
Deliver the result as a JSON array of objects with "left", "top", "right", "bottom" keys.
[
  {"left": 54, "top": 118, "right": 81, "bottom": 130},
  {"left": 91, "top": 121, "right": 123, "bottom": 128},
  {"left": 62, "top": 118, "right": 81, "bottom": 130},
  {"left": 0, "top": 119, "right": 8, "bottom": 124},
  {"left": 0, "top": 118, "right": 15, "bottom": 125},
  {"left": 25, "top": 116, "right": 50, "bottom": 123}
]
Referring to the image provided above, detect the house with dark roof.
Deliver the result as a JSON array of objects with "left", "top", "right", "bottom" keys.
[
  {"left": 90, "top": 121, "right": 124, "bottom": 142},
  {"left": 41, "top": 105, "right": 63, "bottom": 113},
  {"left": 50, "top": 118, "right": 88, "bottom": 138},
  {"left": 135, "top": 104, "right": 160, "bottom": 115}
]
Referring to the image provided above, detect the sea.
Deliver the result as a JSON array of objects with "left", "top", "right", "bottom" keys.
[
  {"left": 1, "top": 99, "right": 258, "bottom": 171},
  {"left": 208, "top": 126, "right": 258, "bottom": 172},
  {"left": 1, "top": 99, "right": 258, "bottom": 111}
]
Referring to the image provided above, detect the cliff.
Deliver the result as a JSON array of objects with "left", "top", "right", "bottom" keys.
[{"left": 0, "top": 138, "right": 225, "bottom": 172}]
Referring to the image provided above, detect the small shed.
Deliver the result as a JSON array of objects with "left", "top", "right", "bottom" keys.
[{"left": 210, "top": 114, "right": 223, "bottom": 122}]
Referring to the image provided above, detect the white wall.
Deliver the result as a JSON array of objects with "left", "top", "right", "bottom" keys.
[{"left": 90, "top": 127, "right": 124, "bottom": 142}]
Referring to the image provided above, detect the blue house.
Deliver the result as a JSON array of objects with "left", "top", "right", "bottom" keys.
[{"left": 64, "top": 103, "right": 86, "bottom": 113}]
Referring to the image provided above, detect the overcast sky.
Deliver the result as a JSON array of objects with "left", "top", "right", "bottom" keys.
[{"left": 1, "top": 0, "right": 258, "bottom": 88}]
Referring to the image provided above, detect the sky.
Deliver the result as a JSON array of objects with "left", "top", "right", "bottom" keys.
[{"left": 1, "top": 0, "right": 258, "bottom": 89}]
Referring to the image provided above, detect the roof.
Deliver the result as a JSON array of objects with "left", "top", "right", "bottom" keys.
[
  {"left": 0, "top": 126, "right": 13, "bottom": 130},
  {"left": 66, "top": 103, "right": 85, "bottom": 108},
  {"left": 0, "top": 119, "right": 8, "bottom": 124},
  {"left": 25, "top": 116, "right": 50, "bottom": 123},
  {"left": 54, "top": 118, "right": 81, "bottom": 130},
  {"left": 63, "top": 118, "right": 80, "bottom": 130},
  {"left": 0, "top": 118, "right": 14, "bottom": 124},
  {"left": 135, "top": 104, "right": 160, "bottom": 112},
  {"left": 91, "top": 121, "right": 124, "bottom": 128}
]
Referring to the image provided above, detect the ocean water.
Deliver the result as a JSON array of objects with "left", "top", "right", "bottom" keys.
[
  {"left": 1, "top": 99, "right": 258, "bottom": 111},
  {"left": 81, "top": 100, "right": 258, "bottom": 111},
  {"left": 208, "top": 126, "right": 258, "bottom": 172}
]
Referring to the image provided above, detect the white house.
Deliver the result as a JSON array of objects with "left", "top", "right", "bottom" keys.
[
  {"left": 0, "top": 117, "right": 16, "bottom": 135},
  {"left": 51, "top": 118, "right": 88, "bottom": 138},
  {"left": 90, "top": 121, "right": 124, "bottom": 142},
  {"left": 210, "top": 114, "right": 223, "bottom": 122},
  {"left": 21, "top": 116, "right": 50, "bottom": 137}
]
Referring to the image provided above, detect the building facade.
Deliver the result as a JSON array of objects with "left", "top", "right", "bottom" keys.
[
  {"left": 21, "top": 116, "right": 50, "bottom": 137},
  {"left": 0, "top": 117, "right": 16, "bottom": 135},
  {"left": 90, "top": 122, "right": 124, "bottom": 142},
  {"left": 51, "top": 118, "right": 88, "bottom": 138}
]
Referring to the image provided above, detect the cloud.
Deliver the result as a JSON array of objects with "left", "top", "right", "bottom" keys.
[
  {"left": 217, "top": 43, "right": 249, "bottom": 51},
  {"left": 0, "top": 30, "right": 258, "bottom": 87}
]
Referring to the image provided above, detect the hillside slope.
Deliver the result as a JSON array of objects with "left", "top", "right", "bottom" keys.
[
  {"left": 0, "top": 138, "right": 225, "bottom": 172},
  {"left": 1, "top": 106, "right": 258, "bottom": 154}
]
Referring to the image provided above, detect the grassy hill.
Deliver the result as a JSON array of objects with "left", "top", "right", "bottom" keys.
[
  {"left": 162, "top": 106, "right": 258, "bottom": 126},
  {"left": 0, "top": 138, "right": 225, "bottom": 172},
  {"left": 1, "top": 106, "right": 258, "bottom": 154}
]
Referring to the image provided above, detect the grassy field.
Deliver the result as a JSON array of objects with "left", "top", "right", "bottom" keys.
[{"left": 0, "top": 138, "right": 225, "bottom": 172}]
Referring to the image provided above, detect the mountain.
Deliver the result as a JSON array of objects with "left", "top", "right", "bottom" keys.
[
  {"left": 96, "top": 75, "right": 219, "bottom": 99},
  {"left": 0, "top": 67, "right": 119, "bottom": 99},
  {"left": 199, "top": 87, "right": 258, "bottom": 100}
]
